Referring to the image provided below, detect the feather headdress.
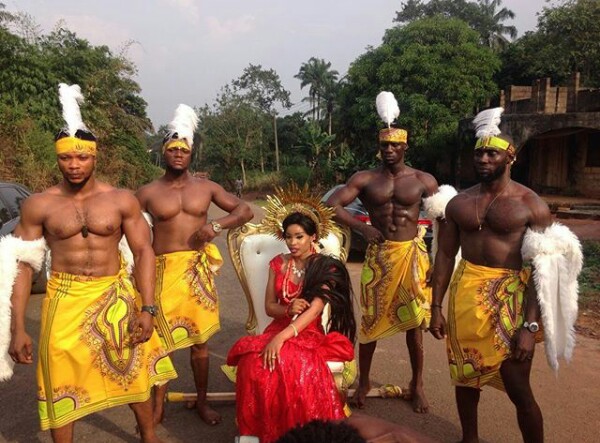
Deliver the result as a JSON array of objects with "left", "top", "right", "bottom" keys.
[
  {"left": 165, "top": 104, "right": 199, "bottom": 149},
  {"left": 472, "top": 107, "right": 503, "bottom": 139},
  {"left": 376, "top": 91, "right": 400, "bottom": 128},
  {"left": 58, "top": 83, "right": 88, "bottom": 136},
  {"left": 55, "top": 84, "right": 96, "bottom": 155}
]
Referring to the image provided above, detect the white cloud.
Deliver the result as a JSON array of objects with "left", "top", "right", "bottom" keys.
[
  {"left": 205, "top": 15, "right": 256, "bottom": 40},
  {"left": 49, "top": 14, "right": 144, "bottom": 63},
  {"left": 164, "top": 0, "right": 201, "bottom": 25}
]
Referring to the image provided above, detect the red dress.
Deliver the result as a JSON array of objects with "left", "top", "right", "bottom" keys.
[{"left": 227, "top": 254, "right": 354, "bottom": 443}]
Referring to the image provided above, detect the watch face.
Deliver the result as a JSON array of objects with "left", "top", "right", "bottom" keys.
[
  {"left": 529, "top": 323, "right": 539, "bottom": 332},
  {"left": 211, "top": 222, "right": 222, "bottom": 232}
]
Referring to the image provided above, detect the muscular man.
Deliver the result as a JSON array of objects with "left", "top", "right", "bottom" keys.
[
  {"left": 136, "top": 104, "right": 253, "bottom": 425},
  {"left": 430, "top": 108, "right": 554, "bottom": 442},
  {"left": 327, "top": 124, "right": 438, "bottom": 413},
  {"left": 6, "top": 84, "right": 176, "bottom": 443}
]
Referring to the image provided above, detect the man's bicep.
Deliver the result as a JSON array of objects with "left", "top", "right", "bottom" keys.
[
  {"left": 326, "top": 180, "right": 362, "bottom": 207},
  {"left": 13, "top": 197, "right": 44, "bottom": 240},
  {"left": 528, "top": 195, "right": 552, "bottom": 231},
  {"left": 121, "top": 194, "right": 151, "bottom": 251}
]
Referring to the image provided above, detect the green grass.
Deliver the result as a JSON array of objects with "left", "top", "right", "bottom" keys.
[{"left": 579, "top": 240, "right": 600, "bottom": 310}]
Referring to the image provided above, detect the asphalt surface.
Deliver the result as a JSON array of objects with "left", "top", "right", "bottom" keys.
[{"left": 1, "top": 202, "right": 599, "bottom": 442}]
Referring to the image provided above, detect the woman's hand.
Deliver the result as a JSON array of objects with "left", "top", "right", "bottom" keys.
[
  {"left": 286, "top": 298, "right": 310, "bottom": 317},
  {"left": 261, "top": 335, "right": 285, "bottom": 372}
]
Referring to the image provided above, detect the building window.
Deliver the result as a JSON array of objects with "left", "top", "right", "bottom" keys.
[{"left": 586, "top": 132, "right": 600, "bottom": 167}]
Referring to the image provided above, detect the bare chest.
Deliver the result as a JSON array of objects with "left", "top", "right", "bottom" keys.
[
  {"left": 147, "top": 186, "right": 210, "bottom": 222},
  {"left": 456, "top": 195, "right": 531, "bottom": 234},
  {"left": 45, "top": 197, "right": 122, "bottom": 239},
  {"left": 361, "top": 176, "right": 425, "bottom": 210}
]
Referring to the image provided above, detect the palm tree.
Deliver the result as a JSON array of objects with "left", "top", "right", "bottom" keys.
[
  {"left": 477, "top": 0, "right": 517, "bottom": 50},
  {"left": 295, "top": 58, "right": 339, "bottom": 121}
]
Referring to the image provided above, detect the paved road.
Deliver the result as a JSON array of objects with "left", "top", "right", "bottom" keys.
[{"left": 1, "top": 203, "right": 599, "bottom": 442}]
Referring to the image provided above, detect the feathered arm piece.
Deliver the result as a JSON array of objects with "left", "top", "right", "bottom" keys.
[
  {"left": 0, "top": 235, "right": 47, "bottom": 381},
  {"left": 376, "top": 91, "right": 400, "bottom": 128},
  {"left": 521, "top": 223, "right": 583, "bottom": 371},
  {"left": 167, "top": 104, "right": 199, "bottom": 148},
  {"left": 422, "top": 185, "right": 459, "bottom": 263},
  {"left": 58, "top": 83, "right": 87, "bottom": 136},
  {"left": 472, "top": 107, "right": 503, "bottom": 139}
]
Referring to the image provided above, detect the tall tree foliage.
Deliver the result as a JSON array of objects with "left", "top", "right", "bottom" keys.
[
  {"left": 295, "top": 58, "right": 339, "bottom": 121},
  {"left": 338, "top": 16, "right": 500, "bottom": 179},
  {"left": 198, "top": 65, "right": 291, "bottom": 184},
  {"left": 0, "top": 7, "right": 157, "bottom": 190},
  {"left": 395, "top": 0, "right": 517, "bottom": 50},
  {"left": 497, "top": 0, "right": 600, "bottom": 88}
]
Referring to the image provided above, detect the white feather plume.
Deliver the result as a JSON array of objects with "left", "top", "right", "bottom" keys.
[
  {"left": 376, "top": 91, "right": 400, "bottom": 128},
  {"left": 473, "top": 107, "right": 504, "bottom": 139},
  {"left": 58, "top": 83, "right": 88, "bottom": 136},
  {"left": 167, "top": 104, "right": 199, "bottom": 148}
]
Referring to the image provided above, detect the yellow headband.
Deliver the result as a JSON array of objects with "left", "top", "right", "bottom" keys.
[
  {"left": 379, "top": 127, "right": 407, "bottom": 144},
  {"left": 163, "top": 139, "right": 191, "bottom": 153},
  {"left": 475, "top": 136, "right": 515, "bottom": 155},
  {"left": 55, "top": 137, "right": 97, "bottom": 155}
]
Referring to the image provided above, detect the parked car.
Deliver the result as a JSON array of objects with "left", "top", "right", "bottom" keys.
[
  {"left": 322, "top": 185, "right": 433, "bottom": 253},
  {"left": 0, "top": 182, "right": 47, "bottom": 293}
]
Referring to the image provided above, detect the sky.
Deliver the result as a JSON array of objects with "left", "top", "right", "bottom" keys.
[{"left": 8, "top": 0, "right": 550, "bottom": 128}]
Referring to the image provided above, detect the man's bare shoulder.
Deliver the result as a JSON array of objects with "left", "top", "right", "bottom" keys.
[
  {"left": 511, "top": 182, "right": 552, "bottom": 227},
  {"left": 413, "top": 169, "right": 438, "bottom": 193},
  {"left": 348, "top": 169, "right": 380, "bottom": 186}
]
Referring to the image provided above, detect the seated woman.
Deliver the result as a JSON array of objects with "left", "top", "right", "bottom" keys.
[{"left": 227, "top": 211, "right": 356, "bottom": 443}]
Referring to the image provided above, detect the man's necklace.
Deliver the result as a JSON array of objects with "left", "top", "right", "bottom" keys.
[
  {"left": 73, "top": 202, "right": 89, "bottom": 238},
  {"left": 475, "top": 180, "right": 512, "bottom": 231}
]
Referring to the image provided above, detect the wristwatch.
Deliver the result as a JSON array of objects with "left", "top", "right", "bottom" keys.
[
  {"left": 522, "top": 321, "right": 539, "bottom": 333},
  {"left": 210, "top": 220, "right": 223, "bottom": 234},
  {"left": 141, "top": 305, "right": 158, "bottom": 317}
]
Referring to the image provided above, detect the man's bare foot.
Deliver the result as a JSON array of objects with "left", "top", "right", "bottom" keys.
[
  {"left": 186, "top": 400, "right": 222, "bottom": 425},
  {"left": 400, "top": 385, "right": 429, "bottom": 413},
  {"left": 352, "top": 384, "right": 370, "bottom": 409}
]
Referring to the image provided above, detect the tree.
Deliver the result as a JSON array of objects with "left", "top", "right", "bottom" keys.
[
  {"left": 0, "top": 13, "right": 158, "bottom": 190},
  {"left": 395, "top": 0, "right": 517, "bottom": 50},
  {"left": 338, "top": 16, "right": 500, "bottom": 179},
  {"left": 199, "top": 85, "right": 270, "bottom": 184},
  {"left": 295, "top": 57, "right": 339, "bottom": 121},
  {"left": 497, "top": 0, "right": 600, "bottom": 88},
  {"left": 232, "top": 64, "right": 291, "bottom": 173}
]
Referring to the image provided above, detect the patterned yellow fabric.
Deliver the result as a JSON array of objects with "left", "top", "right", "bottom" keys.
[
  {"left": 54, "top": 137, "right": 97, "bottom": 155},
  {"left": 359, "top": 231, "right": 431, "bottom": 343},
  {"left": 447, "top": 260, "right": 535, "bottom": 390},
  {"left": 154, "top": 244, "right": 223, "bottom": 351},
  {"left": 379, "top": 127, "right": 408, "bottom": 143},
  {"left": 37, "top": 268, "right": 177, "bottom": 430}
]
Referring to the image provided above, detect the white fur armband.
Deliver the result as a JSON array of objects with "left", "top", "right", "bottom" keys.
[
  {"left": 423, "top": 184, "right": 457, "bottom": 221},
  {"left": 0, "top": 235, "right": 47, "bottom": 381},
  {"left": 423, "top": 185, "right": 458, "bottom": 260},
  {"left": 522, "top": 223, "right": 583, "bottom": 371}
]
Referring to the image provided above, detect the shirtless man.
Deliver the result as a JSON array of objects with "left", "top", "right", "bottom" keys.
[
  {"left": 136, "top": 105, "right": 253, "bottom": 425},
  {"left": 430, "top": 114, "right": 550, "bottom": 442},
  {"left": 7, "top": 85, "right": 175, "bottom": 443},
  {"left": 327, "top": 125, "right": 438, "bottom": 413}
]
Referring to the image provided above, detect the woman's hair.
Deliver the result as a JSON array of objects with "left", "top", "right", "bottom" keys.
[
  {"left": 301, "top": 254, "right": 356, "bottom": 343},
  {"left": 282, "top": 211, "right": 317, "bottom": 237},
  {"left": 274, "top": 419, "right": 366, "bottom": 443}
]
